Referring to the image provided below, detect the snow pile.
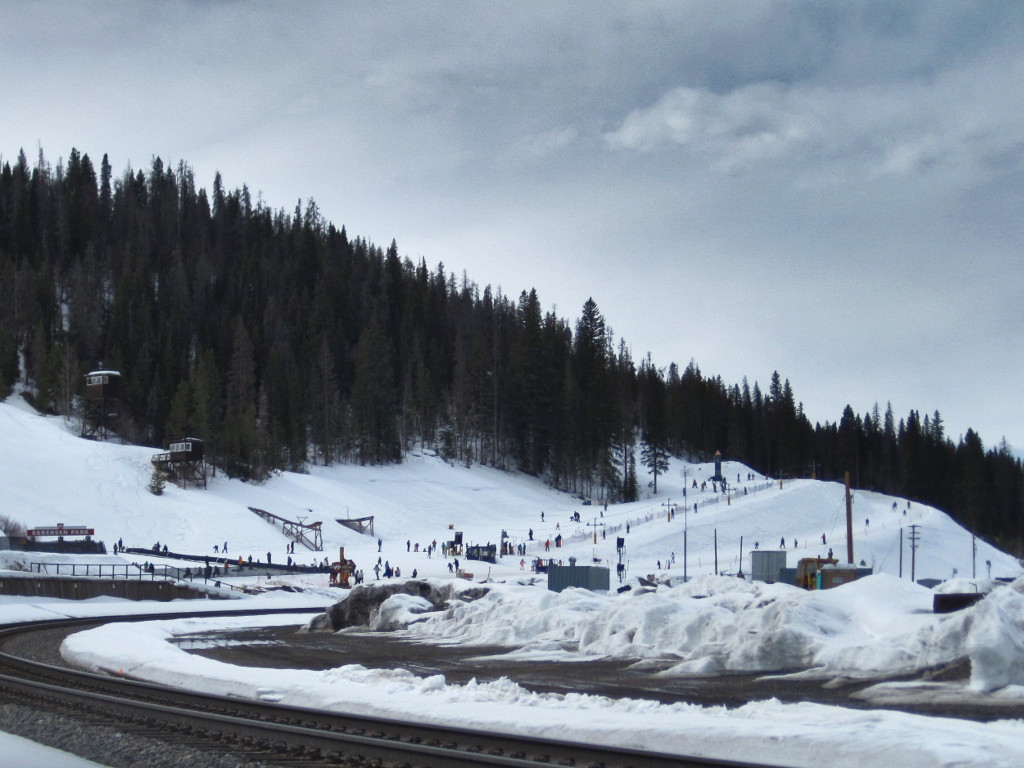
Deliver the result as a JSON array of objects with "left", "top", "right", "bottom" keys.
[
  {"left": 966, "top": 578, "right": 1024, "bottom": 691},
  {"left": 59, "top": 570, "right": 1024, "bottom": 690},
  {"left": 394, "top": 573, "right": 998, "bottom": 680},
  {"left": 58, "top": 610, "right": 1024, "bottom": 768},
  {"left": 368, "top": 593, "right": 436, "bottom": 630},
  {"left": 933, "top": 577, "right": 1003, "bottom": 594},
  {"left": 305, "top": 579, "right": 491, "bottom": 631}
]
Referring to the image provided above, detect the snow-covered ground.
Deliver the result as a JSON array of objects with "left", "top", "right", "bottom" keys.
[{"left": 2, "top": 397, "right": 1024, "bottom": 767}]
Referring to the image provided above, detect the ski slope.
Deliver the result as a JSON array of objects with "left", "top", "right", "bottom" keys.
[{"left": 0, "top": 396, "right": 1017, "bottom": 584}]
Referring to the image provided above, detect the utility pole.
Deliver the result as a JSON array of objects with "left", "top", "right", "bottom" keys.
[
  {"left": 683, "top": 502, "right": 688, "bottom": 582},
  {"left": 908, "top": 524, "right": 921, "bottom": 583},
  {"left": 845, "top": 472, "right": 854, "bottom": 565},
  {"left": 972, "top": 533, "right": 977, "bottom": 578},
  {"left": 714, "top": 528, "right": 718, "bottom": 575}
]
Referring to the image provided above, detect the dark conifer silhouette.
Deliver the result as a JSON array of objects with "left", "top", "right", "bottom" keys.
[{"left": 0, "top": 147, "right": 1021, "bottom": 555}]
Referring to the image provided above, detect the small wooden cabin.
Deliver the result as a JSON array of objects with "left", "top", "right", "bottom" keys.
[
  {"left": 81, "top": 370, "right": 121, "bottom": 440},
  {"left": 84, "top": 370, "right": 120, "bottom": 400},
  {"left": 167, "top": 437, "right": 204, "bottom": 462},
  {"left": 152, "top": 437, "right": 208, "bottom": 489}
]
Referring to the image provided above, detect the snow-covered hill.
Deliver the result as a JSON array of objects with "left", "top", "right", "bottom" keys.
[{"left": 0, "top": 396, "right": 1018, "bottom": 584}]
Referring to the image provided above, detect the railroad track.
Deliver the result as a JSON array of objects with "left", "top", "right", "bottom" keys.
[{"left": 0, "top": 610, "right": 777, "bottom": 768}]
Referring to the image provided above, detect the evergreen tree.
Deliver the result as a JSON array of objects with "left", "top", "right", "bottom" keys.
[
  {"left": 954, "top": 429, "right": 987, "bottom": 531},
  {"left": 220, "top": 319, "right": 263, "bottom": 479},
  {"left": 148, "top": 461, "right": 167, "bottom": 495},
  {"left": 351, "top": 307, "right": 399, "bottom": 464},
  {"left": 165, "top": 380, "right": 192, "bottom": 441},
  {"left": 622, "top": 443, "right": 639, "bottom": 502},
  {"left": 638, "top": 357, "right": 670, "bottom": 493},
  {"left": 0, "top": 320, "right": 17, "bottom": 397},
  {"left": 309, "top": 335, "right": 341, "bottom": 465},
  {"left": 640, "top": 439, "right": 670, "bottom": 493},
  {"left": 571, "top": 298, "right": 614, "bottom": 495}
]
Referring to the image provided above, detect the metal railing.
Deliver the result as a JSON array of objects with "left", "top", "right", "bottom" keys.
[{"left": 26, "top": 562, "right": 248, "bottom": 593}]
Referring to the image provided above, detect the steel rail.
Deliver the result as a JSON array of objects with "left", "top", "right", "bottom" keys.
[{"left": 0, "top": 610, "right": 781, "bottom": 768}]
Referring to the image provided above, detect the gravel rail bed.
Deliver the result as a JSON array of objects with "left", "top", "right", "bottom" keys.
[
  {"left": 0, "top": 702, "right": 282, "bottom": 768},
  {"left": 5, "top": 617, "right": 728, "bottom": 768}
]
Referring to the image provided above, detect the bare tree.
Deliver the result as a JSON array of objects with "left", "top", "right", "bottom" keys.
[{"left": 0, "top": 514, "right": 26, "bottom": 537}]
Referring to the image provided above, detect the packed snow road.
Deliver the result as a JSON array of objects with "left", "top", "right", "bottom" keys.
[
  {"left": 174, "top": 623, "right": 1019, "bottom": 723},
  {"left": 21, "top": 617, "right": 1019, "bottom": 724}
]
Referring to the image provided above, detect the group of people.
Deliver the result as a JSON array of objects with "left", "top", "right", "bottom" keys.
[
  {"left": 372, "top": 556, "right": 420, "bottom": 580},
  {"left": 405, "top": 539, "right": 440, "bottom": 557},
  {"left": 182, "top": 564, "right": 224, "bottom": 579},
  {"left": 506, "top": 541, "right": 529, "bottom": 556},
  {"left": 542, "top": 534, "right": 565, "bottom": 551},
  {"left": 118, "top": 535, "right": 350, "bottom": 586},
  {"left": 122, "top": 505, "right": 606, "bottom": 587}
]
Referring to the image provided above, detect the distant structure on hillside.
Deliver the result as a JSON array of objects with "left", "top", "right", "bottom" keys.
[
  {"left": 81, "top": 370, "right": 121, "bottom": 441},
  {"left": 151, "top": 437, "right": 208, "bottom": 489},
  {"left": 248, "top": 507, "right": 323, "bottom": 551},
  {"left": 710, "top": 449, "right": 725, "bottom": 484}
]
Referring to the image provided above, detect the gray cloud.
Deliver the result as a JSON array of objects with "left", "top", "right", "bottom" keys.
[{"left": 1, "top": 0, "right": 1022, "bottom": 449}]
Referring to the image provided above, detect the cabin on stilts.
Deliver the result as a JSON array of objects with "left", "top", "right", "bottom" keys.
[
  {"left": 81, "top": 370, "right": 121, "bottom": 441},
  {"left": 151, "top": 437, "right": 208, "bottom": 489}
]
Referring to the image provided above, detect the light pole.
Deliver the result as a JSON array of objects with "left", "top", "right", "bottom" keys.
[
  {"left": 683, "top": 502, "right": 688, "bottom": 582},
  {"left": 972, "top": 533, "right": 977, "bottom": 578}
]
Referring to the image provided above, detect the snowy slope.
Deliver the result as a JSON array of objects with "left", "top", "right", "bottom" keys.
[{"left": 1, "top": 397, "right": 1018, "bottom": 584}]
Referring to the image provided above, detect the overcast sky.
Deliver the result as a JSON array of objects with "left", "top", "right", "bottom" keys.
[{"left": 2, "top": 1, "right": 1022, "bottom": 451}]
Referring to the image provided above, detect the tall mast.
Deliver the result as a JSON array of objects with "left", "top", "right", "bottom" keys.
[{"left": 845, "top": 471, "right": 854, "bottom": 564}]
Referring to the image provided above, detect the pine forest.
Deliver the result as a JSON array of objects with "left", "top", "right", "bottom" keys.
[{"left": 0, "top": 148, "right": 1021, "bottom": 555}]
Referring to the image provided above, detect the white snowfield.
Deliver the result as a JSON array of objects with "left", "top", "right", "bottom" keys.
[{"left": 2, "top": 397, "right": 1024, "bottom": 767}]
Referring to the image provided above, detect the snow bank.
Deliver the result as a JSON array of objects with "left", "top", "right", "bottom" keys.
[
  {"left": 368, "top": 593, "right": 436, "bottom": 630},
  {"left": 391, "top": 573, "right": 1024, "bottom": 685},
  {"left": 967, "top": 580, "right": 1024, "bottom": 691},
  {"left": 58, "top": 611, "right": 1024, "bottom": 767}
]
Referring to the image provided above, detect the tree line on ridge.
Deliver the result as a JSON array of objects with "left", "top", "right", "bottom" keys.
[{"left": 0, "top": 148, "right": 1020, "bottom": 555}]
